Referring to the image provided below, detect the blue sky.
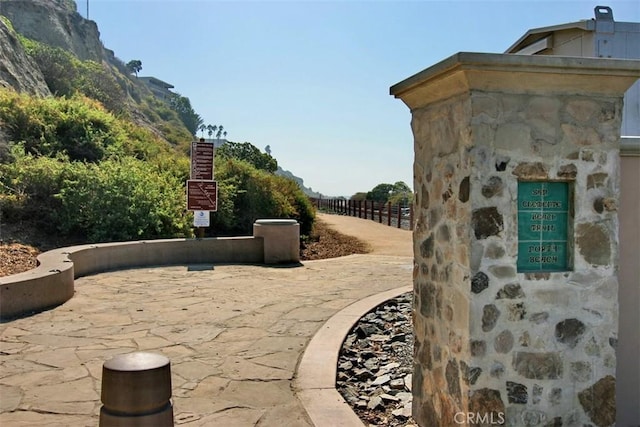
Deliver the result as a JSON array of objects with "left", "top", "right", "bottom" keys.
[{"left": 74, "top": 0, "right": 639, "bottom": 197}]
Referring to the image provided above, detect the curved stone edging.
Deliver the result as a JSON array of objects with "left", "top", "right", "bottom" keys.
[
  {"left": 295, "top": 285, "right": 412, "bottom": 427},
  {"left": 1, "top": 236, "right": 265, "bottom": 320}
]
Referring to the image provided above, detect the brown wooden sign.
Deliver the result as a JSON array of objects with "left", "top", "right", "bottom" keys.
[
  {"left": 187, "top": 180, "right": 217, "bottom": 211},
  {"left": 190, "top": 141, "right": 215, "bottom": 180}
]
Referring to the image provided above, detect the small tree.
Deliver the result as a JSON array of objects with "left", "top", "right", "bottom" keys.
[
  {"left": 366, "top": 183, "right": 395, "bottom": 203},
  {"left": 217, "top": 141, "right": 277, "bottom": 173},
  {"left": 169, "top": 93, "right": 202, "bottom": 135},
  {"left": 126, "top": 59, "right": 142, "bottom": 77}
]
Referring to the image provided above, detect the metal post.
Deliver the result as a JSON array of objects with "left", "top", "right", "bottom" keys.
[{"left": 100, "top": 352, "right": 173, "bottom": 426}]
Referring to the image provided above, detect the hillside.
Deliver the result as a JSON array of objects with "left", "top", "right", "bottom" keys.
[
  {"left": 0, "top": 0, "right": 319, "bottom": 197},
  {"left": 0, "top": 0, "right": 316, "bottom": 250},
  {"left": 0, "top": 0, "right": 194, "bottom": 149}
]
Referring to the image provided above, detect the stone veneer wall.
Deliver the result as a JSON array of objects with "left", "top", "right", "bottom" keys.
[
  {"left": 410, "top": 91, "right": 473, "bottom": 424},
  {"left": 391, "top": 53, "right": 640, "bottom": 427},
  {"left": 465, "top": 91, "right": 621, "bottom": 427}
]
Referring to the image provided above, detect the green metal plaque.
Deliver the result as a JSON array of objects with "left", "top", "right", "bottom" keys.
[{"left": 517, "top": 181, "right": 570, "bottom": 272}]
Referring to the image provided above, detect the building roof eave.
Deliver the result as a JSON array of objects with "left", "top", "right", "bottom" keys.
[{"left": 505, "top": 19, "right": 594, "bottom": 54}]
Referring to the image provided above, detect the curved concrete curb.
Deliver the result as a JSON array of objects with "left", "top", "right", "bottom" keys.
[
  {"left": 0, "top": 237, "right": 265, "bottom": 319},
  {"left": 1, "top": 219, "right": 304, "bottom": 319},
  {"left": 295, "top": 285, "right": 413, "bottom": 427}
]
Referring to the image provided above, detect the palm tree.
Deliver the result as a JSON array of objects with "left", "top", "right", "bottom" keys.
[
  {"left": 216, "top": 125, "right": 224, "bottom": 139},
  {"left": 198, "top": 124, "right": 207, "bottom": 138},
  {"left": 206, "top": 124, "right": 214, "bottom": 139},
  {"left": 223, "top": 131, "right": 227, "bottom": 139}
]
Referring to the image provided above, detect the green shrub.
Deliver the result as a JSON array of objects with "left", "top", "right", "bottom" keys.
[
  {"left": 55, "top": 157, "right": 192, "bottom": 241},
  {"left": 20, "top": 38, "right": 78, "bottom": 97},
  {"left": 0, "top": 148, "right": 75, "bottom": 226},
  {"left": 1, "top": 148, "right": 192, "bottom": 242},
  {"left": 0, "top": 89, "right": 128, "bottom": 161},
  {"left": 76, "top": 60, "right": 127, "bottom": 113},
  {"left": 217, "top": 141, "right": 278, "bottom": 172},
  {"left": 212, "top": 158, "right": 315, "bottom": 236},
  {"left": 18, "top": 38, "right": 127, "bottom": 112},
  {"left": 0, "top": 89, "right": 188, "bottom": 164}
]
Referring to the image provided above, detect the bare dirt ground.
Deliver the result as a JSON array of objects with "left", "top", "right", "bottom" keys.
[
  {"left": 300, "top": 215, "right": 372, "bottom": 260},
  {"left": 0, "top": 215, "right": 376, "bottom": 277}
]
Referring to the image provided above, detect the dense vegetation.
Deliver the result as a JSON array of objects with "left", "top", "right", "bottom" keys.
[
  {"left": 351, "top": 181, "right": 413, "bottom": 206},
  {"left": 0, "top": 21, "right": 314, "bottom": 244}
]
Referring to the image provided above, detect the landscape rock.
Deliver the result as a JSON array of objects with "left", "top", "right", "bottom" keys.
[{"left": 337, "top": 292, "right": 415, "bottom": 426}]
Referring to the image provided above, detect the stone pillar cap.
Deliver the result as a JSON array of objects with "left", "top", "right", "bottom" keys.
[
  {"left": 390, "top": 52, "right": 640, "bottom": 109},
  {"left": 254, "top": 219, "right": 298, "bottom": 226}
]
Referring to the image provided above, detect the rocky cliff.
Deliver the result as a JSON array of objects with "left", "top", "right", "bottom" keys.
[
  {"left": 0, "top": 17, "right": 49, "bottom": 96},
  {"left": 0, "top": 0, "right": 193, "bottom": 147},
  {"left": 0, "top": 0, "right": 106, "bottom": 62},
  {"left": 0, "top": 0, "right": 124, "bottom": 96}
]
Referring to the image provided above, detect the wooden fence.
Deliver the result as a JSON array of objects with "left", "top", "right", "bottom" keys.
[{"left": 311, "top": 198, "right": 414, "bottom": 230}]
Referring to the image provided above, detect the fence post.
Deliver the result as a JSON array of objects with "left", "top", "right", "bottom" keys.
[
  {"left": 387, "top": 202, "right": 392, "bottom": 226},
  {"left": 378, "top": 201, "right": 382, "bottom": 223},
  {"left": 409, "top": 205, "right": 414, "bottom": 230},
  {"left": 397, "top": 204, "right": 402, "bottom": 228}
]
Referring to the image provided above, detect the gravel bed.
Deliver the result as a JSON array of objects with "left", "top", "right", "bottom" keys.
[{"left": 336, "top": 292, "right": 417, "bottom": 426}]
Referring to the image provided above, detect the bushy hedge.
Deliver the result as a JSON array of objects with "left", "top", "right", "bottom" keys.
[
  {"left": 213, "top": 158, "right": 315, "bottom": 236},
  {"left": 0, "top": 89, "right": 315, "bottom": 244},
  {"left": 0, "top": 89, "right": 186, "bottom": 165},
  {"left": 1, "top": 149, "right": 315, "bottom": 242},
  {"left": 0, "top": 89, "right": 125, "bottom": 161},
  {"left": 1, "top": 148, "right": 192, "bottom": 242}
]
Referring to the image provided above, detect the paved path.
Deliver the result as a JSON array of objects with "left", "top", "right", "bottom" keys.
[{"left": 0, "top": 214, "right": 412, "bottom": 426}]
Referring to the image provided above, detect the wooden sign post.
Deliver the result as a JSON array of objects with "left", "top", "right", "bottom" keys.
[{"left": 188, "top": 139, "right": 216, "bottom": 238}]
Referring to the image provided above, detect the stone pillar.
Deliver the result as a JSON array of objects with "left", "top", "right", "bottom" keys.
[
  {"left": 253, "top": 219, "right": 300, "bottom": 264},
  {"left": 390, "top": 53, "right": 640, "bottom": 427}
]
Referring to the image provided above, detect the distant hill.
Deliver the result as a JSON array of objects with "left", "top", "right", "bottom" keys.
[
  {"left": 276, "top": 167, "right": 322, "bottom": 198},
  {"left": 0, "top": 0, "right": 320, "bottom": 203}
]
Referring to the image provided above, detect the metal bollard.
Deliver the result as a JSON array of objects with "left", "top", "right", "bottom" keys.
[{"left": 100, "top": 352, "right": 174, "bottom": 427}]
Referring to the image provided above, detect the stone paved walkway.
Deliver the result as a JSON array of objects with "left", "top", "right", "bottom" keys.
[{"left": 0, "top": 214, "right": 412, "bottom": 426}]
